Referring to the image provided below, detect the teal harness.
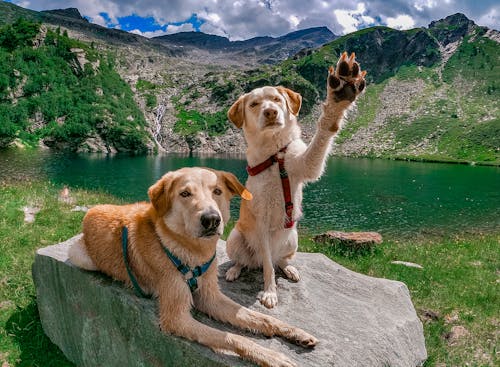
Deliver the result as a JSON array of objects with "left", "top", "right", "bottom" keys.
[{"left": 121, "top": 226, "right": 216, "bottom": 297}]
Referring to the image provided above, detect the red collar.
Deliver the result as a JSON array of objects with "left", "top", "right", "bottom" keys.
[{"left": 246, "top": 146, "right": 295, "bottom": 229}]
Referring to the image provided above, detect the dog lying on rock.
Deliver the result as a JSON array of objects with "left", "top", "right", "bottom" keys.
[
  {"left": 226, "top": 52, "right": 366, "bottom": 308},
  {"left": 68, "top": 167, "right": 317, "bottom": 367}
]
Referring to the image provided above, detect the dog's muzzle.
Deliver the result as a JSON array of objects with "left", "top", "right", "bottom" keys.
[{"left": 200, "top": 209, "right": 221, "bottom": 237}]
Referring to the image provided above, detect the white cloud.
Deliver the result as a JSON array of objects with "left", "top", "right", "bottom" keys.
[
  {"left": 386, "top": 14, "right": 416, "bottom": 29},
  {"left": 334, "top": 3, "right": 372, "bottom": 34},
  {"left": 288, "top": 15, "right": 300, "bottom": 28},
  {"left": 199, "top": 23, "right": 230, "bottom": 38},
  {"left": 91, "top": 14, "right": 111, "bottom": 27},
  {"left": 165, "top": 23, "right": 196, "bottom": 34},
  {"left": 477, "top": 7, "right": 499, "bottom": 28},
  {"left": 413, "top": 0, "right": 438, "bottom": 12},
  {"left": 203, "top": 12, "right": 221, "bottom": 24},
  {"left": 334, "top": 9, "right": 360, "bottom": 34},
  {"left": 130, "top": 28, "right": 169, "bottom": 38},
  {"left": 13, "top": 1, "right": 32, "bottom": 8}
]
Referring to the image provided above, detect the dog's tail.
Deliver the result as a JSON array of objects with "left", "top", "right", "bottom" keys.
[{"left": 68, "top": 236, "right": 98, "bottom": 271}]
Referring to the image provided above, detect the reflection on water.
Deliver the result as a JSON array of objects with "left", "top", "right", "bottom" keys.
[{"left": 1, "top": 148, "right": 499, "bottom": 238}]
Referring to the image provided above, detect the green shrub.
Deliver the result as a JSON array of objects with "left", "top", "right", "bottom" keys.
[
  {"left": 136, "top": 79, "right": 156, "bottom": 91},
  {"left": 174, "top": 107, "right": 228, "bottom": 137},
  {"left": 145, "top": 93, "right": 157, "bottom": 108}
]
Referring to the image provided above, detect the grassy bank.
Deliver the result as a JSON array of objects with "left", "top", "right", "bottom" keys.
[
  {"left": 0, "top": 180, "right": 121, "bottom": 366},
  {"left": 0, "top": 180, "right": 498, "bottom": 366}
]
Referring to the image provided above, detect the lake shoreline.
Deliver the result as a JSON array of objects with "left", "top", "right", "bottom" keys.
[{"left": 3, "top": 144, "right": 500, "bottom": 167}]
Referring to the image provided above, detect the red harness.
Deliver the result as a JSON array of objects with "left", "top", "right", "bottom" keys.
[{"left": 246, "top": 146, "right": 295, "bottom": 229}]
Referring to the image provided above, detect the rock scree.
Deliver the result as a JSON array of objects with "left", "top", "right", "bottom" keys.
[{"left": 33, "top": 234, "right": 427, "bottom": 367}]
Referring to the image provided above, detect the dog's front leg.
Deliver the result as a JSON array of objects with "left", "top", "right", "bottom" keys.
[
  {"left": 194, "top": 284, "right": 318, "bottom": 349},
  {"left": 258, "top": 234, "right": 279, "bottom": 308},
  {"left": 158, "top": 281, "right": 296, "bottom": 367},
  {"left": 295, "top": 52, "right": 366, "bottom": 182}
]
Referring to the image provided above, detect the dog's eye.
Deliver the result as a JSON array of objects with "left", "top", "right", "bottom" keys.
[
  {"left": 273, "top": 96, "right": 281, "bottom": 102},
  {"left": 213, "top": 188, "right": 222, "bottom": 196},
  {"left": 249, "top": 101, "right": 259, "bottom": 108},
  {"left": 180, "top": 191, "right": 191, "bottom": 198}
]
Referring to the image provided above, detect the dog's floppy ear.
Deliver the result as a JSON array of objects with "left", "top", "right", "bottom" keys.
[
  {"left": 277, "top": 86, "right": 302, "bottom": 116},
  {"left": 148, "top": 172, "right": 176, "bottom": 216},
  {"left": 227, "top": 94, "right": 246, "bottom": 128},
  {"left": 216, "top": 170, "right": 252, "bottom": 200}
]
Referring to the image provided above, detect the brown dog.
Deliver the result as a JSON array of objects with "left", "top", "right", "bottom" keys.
[{"left": 68, "top": 167, "right": 317, "bottom": 367}]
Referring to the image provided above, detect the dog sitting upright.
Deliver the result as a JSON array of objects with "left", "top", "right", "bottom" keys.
[
  {"left": 225, "top": 52, "right": 366, "bottom": 308},
  {"left": 69, "top": 167, "right": 317, "bottom": 367}
]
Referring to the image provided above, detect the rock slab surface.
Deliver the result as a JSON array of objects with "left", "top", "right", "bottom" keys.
[{"left": 33, "top": 235, "right": 427, "bottom": 367}]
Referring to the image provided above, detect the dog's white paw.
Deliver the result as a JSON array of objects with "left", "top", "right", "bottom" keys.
[
  {"left": 252, "top": 346, "right": 297, "bottom": 367},
  {"left": 263, "top": 351, "right": 296, "bottom": 367},
  {"left": 258, "top": 290, "right": 278, "bottom": 308},
  {"left": 281, "top": 265, "right": 300, "bottom": 282},
  {"left": 290, "top": 328, "right": 319, "bottom": 348},
  {"left": 225, "top": 264, "right": 242, "bottom": 281}
]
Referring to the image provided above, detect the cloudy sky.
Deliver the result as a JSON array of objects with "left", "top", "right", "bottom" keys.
[{"left": 6, "top": 0, "right": 499, "bottom": 40}]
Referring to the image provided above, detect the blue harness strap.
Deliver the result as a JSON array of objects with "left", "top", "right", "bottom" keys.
[
  {"left": 161, "top": 245, "right": 216, "bottom": 292},
  {"left": 121, "top": 226, "right": 216, "bottom": 296},
  {"left": 121, "top": 226, "right": 148, "bottom": 298}
]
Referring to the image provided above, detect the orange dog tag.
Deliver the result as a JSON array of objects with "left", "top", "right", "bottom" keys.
[{"left": 241, "top": 189, "right": 253, "bottom": 200}]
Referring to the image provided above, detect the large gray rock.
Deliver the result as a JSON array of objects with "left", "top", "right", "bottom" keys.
[{"left": 33, "top": 235, "right": 427, "bottom": 367}]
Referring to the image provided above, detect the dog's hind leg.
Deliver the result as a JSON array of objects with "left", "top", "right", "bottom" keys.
[
  {"left": 225, "top": 228, "right": 250, "bottom": 281},
  {"left": 68, "top": 236, "right": 98, "bottom": 271}
]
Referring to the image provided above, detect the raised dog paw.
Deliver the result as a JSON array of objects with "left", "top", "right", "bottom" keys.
[
  {"left": 281, "top": 265, "right": 300, "bottom": 282},
  {"left": 258, "top": 290, "right": 278, "bottom": 308},
  {"left": 328, "top": 51, "right": 366, "bottom": 103}
]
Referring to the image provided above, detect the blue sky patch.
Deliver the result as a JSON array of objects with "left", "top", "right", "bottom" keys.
[{"left": 118, "top": 14, "right": 163, "bottom": 32}]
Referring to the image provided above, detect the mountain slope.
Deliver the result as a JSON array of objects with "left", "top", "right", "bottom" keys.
[
  {"left": 332, "top": 14, "right": 499, "bottom": 163},
  {"left": 192, "top": 13, "right": 499, "bottom": 163},
  {"left": 0, "top": 18, "right": 152, "bottom": 152}
]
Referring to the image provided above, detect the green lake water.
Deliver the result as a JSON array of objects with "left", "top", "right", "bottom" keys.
[{"left": 1, "top": 149, "right": 499, "bottom": 238}]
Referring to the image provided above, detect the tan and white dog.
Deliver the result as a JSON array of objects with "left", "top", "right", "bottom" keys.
[
  {"left": 68, "top": 167, "right": 317, "bottom": 367},
  {"left": 226, "top": 52, "right": 366, "bottom": 308}
]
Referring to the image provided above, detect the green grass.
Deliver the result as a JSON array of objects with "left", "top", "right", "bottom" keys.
[
  {"left": 135, "top": 79, "right": 157, "bottom": 92},
  {"left": 1, "top": 180, "right": 498, "bottom": 366},
  {"left": 0, "top": 180, "right": 121, "bottom": 366},
  {"left": 174, "top": 106, "right": 229, "bottom": 137}
]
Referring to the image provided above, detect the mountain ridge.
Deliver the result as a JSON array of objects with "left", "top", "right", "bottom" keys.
[{"left": 153, "top": 26, "right": 335, "bottom": 50}]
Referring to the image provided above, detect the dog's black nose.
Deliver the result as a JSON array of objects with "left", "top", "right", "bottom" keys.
[
  {"left": 200, "top": 209, "right": 221, "bottom": 230},
  {"left": 264, "top": 107, "right": 277, "bottom": 119}
]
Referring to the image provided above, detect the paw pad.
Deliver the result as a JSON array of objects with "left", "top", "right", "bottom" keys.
[{"left": 327, "top": 51, "right": 367, "bottom": 102}]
